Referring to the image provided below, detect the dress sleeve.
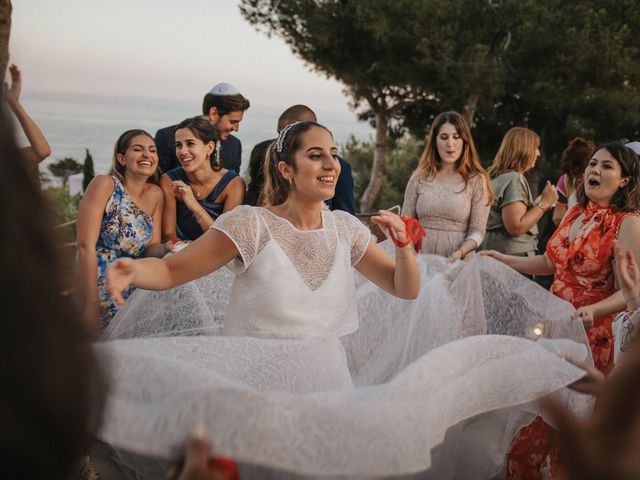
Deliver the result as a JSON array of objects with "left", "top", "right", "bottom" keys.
[
  {"left": 333, "top": 210, "right": 372, "bottom": 267},
  {"left": 500, "top": 173, "right": 530, "bottom": 208},
  {"left": 556, "top": 174, "right": 568, "bottom": 204},
  {"left": 211, "top": 205, "right": 265, "bottom": 273},
  {"left": 466, "top": 175, "right": 491, "bottom": 246},
  {"left": 401, "top": 173, "right": 420, "bottom": 218}
]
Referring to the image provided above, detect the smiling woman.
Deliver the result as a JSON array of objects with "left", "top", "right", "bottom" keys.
[
  {"left": 76, "top": 129, "right": 166, "bottom": 335},
  {"left": 160, "top": 117, "right": 245, "bottom": 243}
]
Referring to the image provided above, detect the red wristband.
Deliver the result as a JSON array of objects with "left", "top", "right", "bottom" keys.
[
  {"left": 387, "top": 216, "right": 426, "bottom": 253},
  {"left": 208, "top": 456, "right": 239, "bottom": 480}
]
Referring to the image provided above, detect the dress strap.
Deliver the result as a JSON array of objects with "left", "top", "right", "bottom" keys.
[
  {"left": 105, "top": 175, "right": 123, "bottom": 213},
  {"left": 166, "top": 167, "right": 187, "bottom": 182},
  {"left": 208, "top": 170, "right": 238, "bottom": 201}
]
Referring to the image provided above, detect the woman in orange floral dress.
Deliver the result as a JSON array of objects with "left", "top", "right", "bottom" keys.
[{"left": 483, "top": 142, "right": 640, "bottom": 479}]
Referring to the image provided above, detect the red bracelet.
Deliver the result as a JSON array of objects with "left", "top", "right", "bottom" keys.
[
  {"left": 208, "top": 456, "right": 239, "bottom": 480},
  {"left": 387, "top": 216, "right": 426, "bottom": 253}
]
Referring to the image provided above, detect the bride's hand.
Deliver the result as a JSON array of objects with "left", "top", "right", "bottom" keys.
[
  {"left": 106, "top": 258, "right": 136, "bottom": 305},
  {"left": 370, "top": 210, "right": 407, "bottom": 245},
  {"left": 165, "top": 426, "right": 238, "bottom": 480}
]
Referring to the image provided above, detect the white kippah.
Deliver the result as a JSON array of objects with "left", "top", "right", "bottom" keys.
[
  {"left": 208, "top": 82, "right": 241, "bottom": 96},
  {"left": 625, "top": 141, "right": 640, "bottom": 155}
]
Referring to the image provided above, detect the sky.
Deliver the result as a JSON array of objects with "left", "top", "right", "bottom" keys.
[{"left": 9, "top": 0, "right": 355, "bottom": 112}]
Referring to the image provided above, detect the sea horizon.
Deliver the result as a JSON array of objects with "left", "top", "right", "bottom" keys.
[{"left": 16, "top": 90, "right": 376, "bottom": 182}]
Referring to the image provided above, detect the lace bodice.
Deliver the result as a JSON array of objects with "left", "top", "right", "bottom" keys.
[
  {"left": 213, "top": 206, "right": 371, "bottom": 339},
  {"left": 402, "top": 173, "right": 490, "bottom": 256}
]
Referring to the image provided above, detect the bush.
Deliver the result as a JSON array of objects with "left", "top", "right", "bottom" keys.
[
  {"left": 43, "top": 186, "right": 81, "bottom": 245},
  {"left": 343, "top": 134, "right": 423, "bottom": 212}
]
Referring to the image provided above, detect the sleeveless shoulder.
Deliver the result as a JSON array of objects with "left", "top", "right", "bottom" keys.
[
  {"left": 331, "top": 210, "right": 372, "bottom": 266},
  {"left": 165, "top": 167, "right": 186, "bottom": 181},
  {"left": 212, "top": 205, "right": 269, "bottom": 273}
]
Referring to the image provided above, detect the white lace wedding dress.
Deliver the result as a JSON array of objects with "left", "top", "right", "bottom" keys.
[{"left": 97, "top": 206, "right": 592, "bottom": 479}]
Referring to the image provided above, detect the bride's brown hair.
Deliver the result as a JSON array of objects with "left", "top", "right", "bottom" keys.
[{"left": 262, "top": 121, "right": 333, "bottom": 207}]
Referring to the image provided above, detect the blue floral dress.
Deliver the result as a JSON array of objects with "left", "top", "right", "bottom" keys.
[{"left": 96, "top": 176, "right": 153, "bottom": 331}]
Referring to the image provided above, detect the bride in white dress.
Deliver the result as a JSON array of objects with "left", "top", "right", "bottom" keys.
[{"left": 98, "top": 121, "right": 591, "bottom": 479}]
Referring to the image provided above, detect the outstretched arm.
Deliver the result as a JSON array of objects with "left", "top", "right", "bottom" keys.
[
  {"left": 355, "top": 210, "right": 419, "bottom": 299},
  {"left": 481, "top": 249, "right": 555, "bottom": 276},
  {"left": 107, "top": 227, "right": 239, "bottom": 304},
  {"left": 4, "top": 65, "right": 51, "bottom": 167}
]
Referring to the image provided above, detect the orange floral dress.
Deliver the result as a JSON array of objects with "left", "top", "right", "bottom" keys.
[
  {"left": 505, "top": 201, "right": 637, "bottom": 480},
  {"left": 547, "top": 201, "right": 637, "bottom": 372}
]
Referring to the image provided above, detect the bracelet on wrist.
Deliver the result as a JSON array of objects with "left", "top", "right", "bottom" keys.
[{"left": 534, "top": 200, "right": 546, "bottom": 211}]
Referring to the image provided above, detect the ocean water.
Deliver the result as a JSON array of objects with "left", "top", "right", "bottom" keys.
[{"left": 18, "top": 92, "right": 375, "bottom": 180}]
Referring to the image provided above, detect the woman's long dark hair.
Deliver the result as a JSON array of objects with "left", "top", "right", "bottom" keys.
[
  {"left": 175, "top": 116, "right": 221, "bottom": 171},
  {"left": 246, "top": 139, "right": 274, "bottom": 206},
  {"left": 0, "top": 107, "right": 106, "bottom": 477},
  {"left": 576, "top": 142, "right": 640, "bottom": 210},
  {"left": 416, "top": 111, "right": 494, "bottom": 204}
]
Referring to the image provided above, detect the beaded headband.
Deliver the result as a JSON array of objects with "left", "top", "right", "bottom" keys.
[{"left": 275, "top": 122, "right": 301, "bottom": 153}]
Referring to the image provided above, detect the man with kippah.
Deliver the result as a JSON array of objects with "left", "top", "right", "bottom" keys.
[{"left": 155, "top": 83, "right": 250, "bottom": 174}]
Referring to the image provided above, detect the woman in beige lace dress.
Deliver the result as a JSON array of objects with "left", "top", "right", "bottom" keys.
[{"left": 402, "top": 111, "right": 493, "bottom": 261}]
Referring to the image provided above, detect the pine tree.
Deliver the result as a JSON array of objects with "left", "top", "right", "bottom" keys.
[{"left": 48, "top": 157, "right": 83, "bottom": 189}]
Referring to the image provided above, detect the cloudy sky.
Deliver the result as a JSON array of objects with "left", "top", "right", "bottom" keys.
[{"left": 10, "top": 0, "right": 353, "bottom": 111}]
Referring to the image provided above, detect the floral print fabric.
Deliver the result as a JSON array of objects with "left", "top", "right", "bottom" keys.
[
  {"left": 547, "top": 201, "right": 636, "bottom": 371},
  {"left": 96, "top": 176, "right": 153, "bottom": 331},
  {"left": 506, "top": 201, "right": 637, "bottom": 479}
]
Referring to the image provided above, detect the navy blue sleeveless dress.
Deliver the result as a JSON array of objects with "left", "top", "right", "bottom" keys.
[{"left": 166, "top": 168, "right": 238, "bottom": 240}]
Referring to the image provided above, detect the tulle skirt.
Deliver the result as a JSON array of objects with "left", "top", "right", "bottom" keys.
[{"left": 96, "top": 244, "right": 593, "bottom": 479}]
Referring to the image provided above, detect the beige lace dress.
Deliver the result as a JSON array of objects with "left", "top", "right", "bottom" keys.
[{"left": 402, "top": 173, "right": 491, "bottom": 257}]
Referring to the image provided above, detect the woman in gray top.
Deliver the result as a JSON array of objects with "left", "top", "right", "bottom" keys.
[{"left": 482, "top": 127, "right": 558, "bottom": 256}]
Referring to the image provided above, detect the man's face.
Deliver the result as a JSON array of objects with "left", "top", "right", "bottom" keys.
[{"left": 214, "top": 110, "right": 244, "bottom": 140}]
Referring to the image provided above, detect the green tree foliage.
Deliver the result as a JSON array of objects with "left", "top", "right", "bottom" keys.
[
  {"left": 402, "top": 0, "right": 640, "bottom": 171},
  {"left": 240, "top": 0, "right": 640, "bottom": 205},
  {"left": 43, "top": 186, "right": 81, "bottom": 244},
  {"left": 240, "top": 0, "right": 475, "bottom": 210},
  {"left": 344, "top": 135, "right": 423, "bottom": 211},
  {"left": 82, "top": 149, "right": 95, "bottom": 192},
  {"left": 47, "top": 157, "right": 82, "bottom": 189}
]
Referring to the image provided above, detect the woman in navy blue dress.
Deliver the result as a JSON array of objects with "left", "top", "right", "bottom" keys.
[{"left": 161, "top": 116, "right": 245, "bottom": 244}]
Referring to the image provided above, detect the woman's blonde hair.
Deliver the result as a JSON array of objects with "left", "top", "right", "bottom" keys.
[
  {"left": 488, "top": 127, "right": 540, "bottom": 178},
  {"left": 110, "top": 129, "right": 159, "bottom": 184},
  {"left": 415, "top": 111, "right": 493, "bottom": 204}
]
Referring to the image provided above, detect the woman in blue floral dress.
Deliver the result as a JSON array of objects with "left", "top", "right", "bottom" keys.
[{"left": 77, "top": 130, "right": 166, "bottom": 335}]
